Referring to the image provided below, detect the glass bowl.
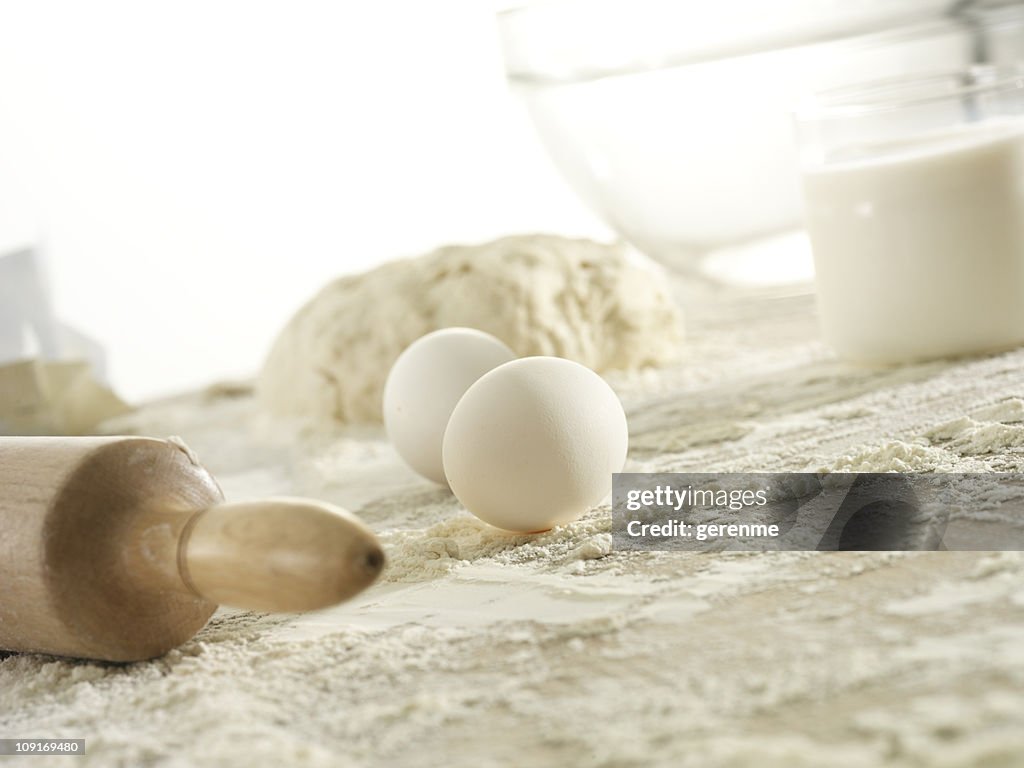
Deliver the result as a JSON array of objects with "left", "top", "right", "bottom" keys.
[{"left": 498, "top": 0, "right": 978, "bottom": 284}]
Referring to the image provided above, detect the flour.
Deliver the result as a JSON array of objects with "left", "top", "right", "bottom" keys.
[
  {"left": 377, "top": 507, "right": 615, "bottom": 583},
  {"left": 820, "top": 440, "right": 958, "bottom": 473},
  {"left": 257, "top": 235, "right": 683, "bottom": 425},
  {"left": 816, "top": 397, "right": 1024, "bottom": 472},
  {"left": 5, "top": 280, "right": 1024, "bottom": 768},
  {"left": 925, "top": 398, "right": 1024, "bottom": 456}
]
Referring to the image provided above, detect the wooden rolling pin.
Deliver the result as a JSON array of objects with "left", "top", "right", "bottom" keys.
[{"left": 0, "top": 436, "right": 385, "bottom": 662}]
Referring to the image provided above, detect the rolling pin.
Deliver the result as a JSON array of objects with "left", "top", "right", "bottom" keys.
[{"left": 0, "top": 436, "right": 385, "bottom": 662}]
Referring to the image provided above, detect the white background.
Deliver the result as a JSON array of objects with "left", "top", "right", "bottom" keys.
[{"left": 0, "top": 1, "right": 607, "bottom": 400}]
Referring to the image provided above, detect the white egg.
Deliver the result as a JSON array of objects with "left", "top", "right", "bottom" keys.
[
  {"left": 442, "top": 356, "right": 629, "bottom": 532},
  {"left": 383, "top": 328, "right": 516, "bottom": 484}
]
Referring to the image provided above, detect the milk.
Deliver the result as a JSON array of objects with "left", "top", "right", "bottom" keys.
[{"left": 802, "top": 119, "right": 1024, "bottom": 362}]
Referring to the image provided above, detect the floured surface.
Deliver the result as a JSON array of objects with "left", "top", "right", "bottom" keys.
[{"left": 3, "top": 285, "right": 1024, "bottom": 767}]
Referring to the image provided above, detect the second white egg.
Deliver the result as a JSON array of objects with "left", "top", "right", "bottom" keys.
[
  {"left": 442, "top": 356, "right": 629, "bottom": 532},
  {"left": 383, "top": 328, "right": 516, "bottom": 485}
]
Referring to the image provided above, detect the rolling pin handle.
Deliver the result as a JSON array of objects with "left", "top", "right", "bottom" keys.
[{"left": 177, "top": 499, "right": 385, "bottom": 613}]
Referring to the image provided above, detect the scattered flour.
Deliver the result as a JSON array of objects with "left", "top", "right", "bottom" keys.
[
  {"left": 378, "top": 508, "right": 615, "bottom": 583},
  {"left": 925, "top": 398, "right": 1024, "bottom": 455},
  {"left": 820, "top": 440, "right": 957, "bottom": 473},
  {"left": 5, "top": 283, "right": 1024, "bottom": 767}
]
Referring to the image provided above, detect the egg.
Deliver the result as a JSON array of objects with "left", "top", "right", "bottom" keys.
[
  {"left": 442, "top": 356, "right": 628, "bottom": 532},
  {"left": 383, "top": 328, "right": 516, "bottom": 484}
]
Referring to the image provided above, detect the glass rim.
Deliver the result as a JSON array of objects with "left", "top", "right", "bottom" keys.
[{"left": 796, "top": 64, "right": 1024, "bottom": 122}]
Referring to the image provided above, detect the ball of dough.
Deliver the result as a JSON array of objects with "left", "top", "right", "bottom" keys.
[
  {"left": 442, "top": 357, "right": 629, "bottom": 532},
  {"left": 257, "top": 235, "right": 682, "bottom": 425},
  {"left": 383, "top": 328, "right": 516, "bottom": 485}
]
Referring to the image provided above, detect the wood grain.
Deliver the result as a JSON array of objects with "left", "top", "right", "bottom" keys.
[
  {"left": 183, "top": 499, "right": 385, "bottom": 613},
  {"left": 0, "top": 437, "right": 384, "bottom": 662}
]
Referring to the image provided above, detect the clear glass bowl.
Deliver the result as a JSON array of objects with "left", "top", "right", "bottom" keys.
[
  {"left": 498, "top": 0, "right": 980, "bottom": 284},
  {"left": 970, "top": 2, "right": 1024, "bottom": 62}
]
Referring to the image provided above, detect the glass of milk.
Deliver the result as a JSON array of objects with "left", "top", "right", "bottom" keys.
[{"left": 797, "top": 65, "right": 1024, "bottom": 363}]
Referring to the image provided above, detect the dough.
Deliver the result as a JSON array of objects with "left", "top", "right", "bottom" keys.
[{"left": 257, "top": 234, "right": 683, "bottom": 424}]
